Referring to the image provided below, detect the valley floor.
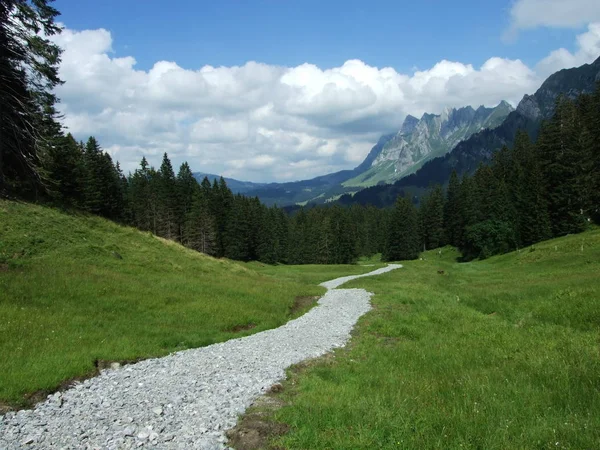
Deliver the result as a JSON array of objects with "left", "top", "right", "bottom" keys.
[
  {"left": 247, "top": 228, "right": 600, "bottom": 449},
  {"left": 0, "top": 200, "right": 378, "bottom": 409},
  {"left": 2, "top": 200, "right": 599, "bottom": 449},
  {"left": 0, "top": 265, "right": 400, "bottom": 449}
]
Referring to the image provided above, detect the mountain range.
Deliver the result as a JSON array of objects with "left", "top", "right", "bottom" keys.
[
  {"left": 339, "top": 55, "right": 600, "bottom": 208},
  {"left": 192, "top": 172, "right": 266, "bottom": 194},
  {"left": 342, "top": 101, "right": 513, "bottom": 188},
  {"left": 193, "top": 102, "right": 513, "bottom": 206},
  {"left": 195, "top": 56, "right": 600, "bottom": 208}
]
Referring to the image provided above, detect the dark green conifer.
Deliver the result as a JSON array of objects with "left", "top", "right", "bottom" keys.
[
  {"left": 538, "top": 97, "right": 587, "bottom": 236},
  {"left": 419, "top": 185, "right": 445, "bottom": 250},
  {"left": 444, "top": 171, "right": 463, "bottom": 247},
  {"left": 383, "top": 196, "right": 419, "bottom": 261},
  {"left": 43, "top": 133, "right": 84, "bottom": 207},
  {"left": 157, "top": 153, "right": 178, "bottom": 239}
]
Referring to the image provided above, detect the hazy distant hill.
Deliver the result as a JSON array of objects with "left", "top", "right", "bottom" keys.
[{"left": 192, "top": 172, "right": 266, "bottom": 194}]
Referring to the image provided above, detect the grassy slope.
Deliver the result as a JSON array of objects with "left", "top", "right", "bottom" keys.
[
  {"left": 268, "top": 228, "right": 600, "bottom": 449},
  {"left": 342, "top": 161, "right": 396, "bottom": 188},
  {"left": 0, "top": 200, "right": 351, "bottom": 407}
]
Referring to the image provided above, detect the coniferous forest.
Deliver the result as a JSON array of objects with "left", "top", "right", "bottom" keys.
[
  {"left": 1, "top": 0, "right": 598, "bottom": 265},
  {"left": 4, "top": 89, "right": 600, "bottom": 264}
]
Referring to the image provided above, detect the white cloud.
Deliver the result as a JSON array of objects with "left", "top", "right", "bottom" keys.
[
  {"left": 227, "top": 154, "right": 276, "bottom": 171},
  {"left": 507, "top": 0, "right": 600, "bottom": 36},
  {"left": 190, "top": 117, "right": 249, "bottom": 143},
  {"left": 50, "top": 24, "right": 597, "bottom": 182},
  {"left": 536, "top": 23, "right": 600, "bottom": 76}
]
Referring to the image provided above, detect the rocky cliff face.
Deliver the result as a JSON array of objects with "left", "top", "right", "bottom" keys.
[
  {"left": 378, "top": 101, "right": 514, "bottom": 171},
  {"left": 344, "top": 101, "right": 513, "bottom": 187},
  {"left": 517, "top": 56, "right": 600, "bottom": 121},
  {"left": 387, "top": 56, "right": 600, "bottom": 193},
  {"left": 231, "top": 57, "right": 600, "bottom": 207}
]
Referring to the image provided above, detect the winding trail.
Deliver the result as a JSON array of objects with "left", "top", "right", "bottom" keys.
[{"left": 0, "top": 264, "right": 401, "bottom": 450}]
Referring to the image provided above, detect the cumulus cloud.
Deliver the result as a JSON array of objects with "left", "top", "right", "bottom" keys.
[
  {"left": 49, "top": 24, "right": 596, "bottom": 182},
  {"left": 506, "top": 0, "right": 600, "bottom": 37},
  {"left": 536, "top": 23, "right": 600, "bottom": 76}
]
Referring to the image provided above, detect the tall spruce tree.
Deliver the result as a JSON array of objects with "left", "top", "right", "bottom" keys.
[
  {"left": 459, "top": 174, "right": 481, "bottom": 250},
  {"left": 383, "top": 196, "right": 419, "bottom": 261},
  {"left": 224, "top": 195, "right": 252, "bottom": 261},
  {"left": 314, "top": 212, "right": 333, "bottom": 264},
  {"left": 461, "top": 164, "right": 517, "bottom": 259},
  {"left": 176, "top": 162, "right": 197, "bottom": 243},
  {"left": 512, "top": 131, "right": 551, "bottom": 246},
  {"left": 333, "top": 206, "right": 358, "bottom": 264},
  {"left": 257, "top": 206, "right": 277, "bottom": 264},
  {"left": 42, "top": 133, "right": 84, "bottom": 207},
  {"left": 419, "top": 185, "right": 445, "bottom": 250},
  {"left": 102, "top": 152, "right": 124, "bottom": 220},
  {"left": 129, "top": 157, "right": 153, "bottom": 231},
  {"left": 472, "top": 164, "right": 496, "bottom": 220},
  {"left": 184, "top": 185, "right": 216, "bottom": 255},
  {"left": 116, "top": 162, "right": 131, "bottom": 224},
  {"left": 210, "top": 177, "right": 233, "bottom": 257},
  {"left": 157, "top": 153, "right": 178, "bottom": 240},
  {"left": 579, "top": 86, "right": 600, "bottom": 223},
  {"left": 82, "top": 137, "right": 104, "bottom": 214},
  {"left": 274, "top": 207, "right": 289, "bottom": 263},
  {"left": 287, "top": 208, "right": 309, "bottom": 264},
  {"left": 538, "top": 97, "right": 587, "bottom": 236},
  {"left": 444, "top": 171, "right": 463, "bottom": 247},
  {"left": 0, "top": 0, "right": 62, "bottom": 195}
]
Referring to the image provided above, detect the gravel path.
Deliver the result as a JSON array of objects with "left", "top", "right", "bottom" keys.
[{"left": 0, "top": 264, "right": 401, "bottom": 449}]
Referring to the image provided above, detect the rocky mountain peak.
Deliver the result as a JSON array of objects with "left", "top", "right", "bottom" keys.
[
  {"left": 517, "top": 56, "right": 600, "bottom": 121},
  {"left": 399, "top": 115, "right": 419, "bottom": 135},
  {"left": 516, "top": 94, "right": 541, "bottom": 120},
  {"left": 448, "top": 105, "right": 476, "bottom": 126},
  {"left": 343, "top": 100, "right": 513, "bottom": 188}
]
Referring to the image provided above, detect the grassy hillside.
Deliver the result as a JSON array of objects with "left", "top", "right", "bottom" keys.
[
  {"left": 256, "top": 228, "right": 600, "bottom": 449},
  {"left": 0, "top": 200, "right": 343, "bottom": 408}
]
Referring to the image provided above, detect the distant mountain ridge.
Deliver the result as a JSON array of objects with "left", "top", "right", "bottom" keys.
[
  {"left": 193, "top": 57, "right": 600, "bottom": 208},
  {"left": 343, "top": 101, "right": 513, "bottom": 188},
  {"left": 193, "top": 100, "right": 503, "bottom": 201},
  {"left": 397, "top": 55, "right": 600, "bottom": 187},
  {"left": 192, "top": 172, "right": 265, "bottom": 194},
  {"left": 193, "top": 170, "right": 357, "bottom": 205},
  {"left": 205, "top": 101, "right": 513, "bottom": 206},
  {"left": 339, "top": 56, "right": 600, "bottom": 208}
]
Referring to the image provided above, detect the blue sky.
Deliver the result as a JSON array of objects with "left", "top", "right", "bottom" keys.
[
  {"left": 50, "top": 0, "right": 600, "bottom": 181},
  {"left": 55, "top": 0, "right": 579, "bottom": 72}
]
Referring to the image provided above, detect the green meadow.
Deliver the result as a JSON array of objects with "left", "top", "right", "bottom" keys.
[
  {"left": 2, "top": 199, "right": 599, "bottom": 450},
  {"left": 0, "top": 200, "right": 373, "bottom": 408},
  {"left": 261, "top": 228, "right": 600, "bottom": 449}
]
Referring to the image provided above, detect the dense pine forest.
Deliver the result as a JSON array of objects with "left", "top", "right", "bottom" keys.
[
  {"left": 1, "top": 1, "right": 598, "bottom": 265},
  {"left": 5, "top": 89, "right": 600, "bottom": 264},
  {"left": 7, "top": 86, "right": 600, "bottom": 265},
  {"left": 411, "top": 91, "right": 600, "bottom": 261},
  {"left": 20, "top": 136, "right": 388, "bottom": 264}
]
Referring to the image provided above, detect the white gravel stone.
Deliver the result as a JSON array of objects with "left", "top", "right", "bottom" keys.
[{"left": 0, "top": 264, "right": 401, "bottom": 449}]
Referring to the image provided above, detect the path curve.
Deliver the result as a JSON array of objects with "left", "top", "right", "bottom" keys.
[{"left": 0, "top": 264, "right": 401, "bottom": 449}]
